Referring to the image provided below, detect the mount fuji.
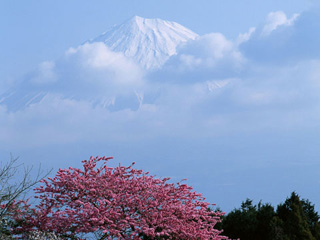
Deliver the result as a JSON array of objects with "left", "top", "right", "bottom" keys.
[
  {"left": 88, "top": 16, "right": 198, "bottom": 69},
  {"left": 0, "top": 16, "right": 198, "bottom": 111}
]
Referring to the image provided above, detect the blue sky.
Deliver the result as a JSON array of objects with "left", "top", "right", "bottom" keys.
[{"left": 1, "top": 0, "right": 320, "bottom": 212}]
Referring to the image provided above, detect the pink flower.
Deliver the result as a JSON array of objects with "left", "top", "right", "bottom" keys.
[{"left": 14, "top": 156, "right": 228, "bottom": 240}]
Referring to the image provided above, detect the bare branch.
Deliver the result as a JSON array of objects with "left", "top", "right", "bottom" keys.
[{"left": 0, "top": 155, "right": 52, "bottom": 237}]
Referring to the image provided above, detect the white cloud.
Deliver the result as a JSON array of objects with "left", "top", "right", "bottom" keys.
[
  {"left": 261, "top": 11, "right": 299, "bottom": 36},
  {"left": 63, "top": 42, "right": 144, "bottom": 89},
  {"left": 236, "top": 27, "right": 256, "bottom": 45},
  {"left": 1, "top": 43, "right": 145, "bottom": 111},
  {"left": 175, "top": 33, "right": 243, "bottom": 69},
  {"left": 3, "top": 56, "right": 320, "bottom": 150},
  {"left": 31, "top": 61, "right": 57, "bottom": 84},
  {"left": 150, "top": 33, "right": 245, "bottom": 84},
  {"left": 240, "top": 10, "right": 320, "bottom": 63}
]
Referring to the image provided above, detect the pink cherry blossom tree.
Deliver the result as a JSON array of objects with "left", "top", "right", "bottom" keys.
[{"left": 13, "top": 156, "right": 228, "bottom": 240}]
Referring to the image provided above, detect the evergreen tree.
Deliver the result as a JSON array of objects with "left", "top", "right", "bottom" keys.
[
  {"left": 220, "top": 192, "right": 320, "bottom": 240},
  {"left": 221, "top": 199, "right": 276, "bottom": 240},
  {"left": 301, "top": 199, "right": 320, "bottom": 239},
  {"left": 276, "top": 192, "right": 315, "bottom": 240},
  {"left": 256, "top": 202, "right": 276, "bottom": 240}
]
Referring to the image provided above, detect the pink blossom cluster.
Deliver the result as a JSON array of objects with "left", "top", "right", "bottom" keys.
[{"left": 14, "top": 156, "right": 228, "bottom": 239}]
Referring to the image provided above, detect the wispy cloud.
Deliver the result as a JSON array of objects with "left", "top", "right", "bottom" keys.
[
  {"left": 261, "top": 11, "right": 299, "bottom": 37},
  {"left": 240, "top": 10, "right": 320, "bottom": 63}
]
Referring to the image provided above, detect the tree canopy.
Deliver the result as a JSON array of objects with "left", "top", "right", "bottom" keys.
[
  {"left": 218, "top": 192, "right": 320, "bottom": 240},
  {"left": 12, "top": 156, "right": 227, "bottom": 240}
]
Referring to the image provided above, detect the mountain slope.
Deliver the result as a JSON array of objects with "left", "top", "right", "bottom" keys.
[{"left": 89, "top": 16, "right": 198, "bottom": 69}]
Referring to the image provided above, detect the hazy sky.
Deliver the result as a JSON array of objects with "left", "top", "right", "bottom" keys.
[{"left": 1, "top": 0, "right": 320, "bottom": 212}]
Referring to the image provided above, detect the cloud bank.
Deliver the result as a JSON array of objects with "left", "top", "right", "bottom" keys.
[{"left": 2, "top": 10, "right": 320, "bottom": 147}]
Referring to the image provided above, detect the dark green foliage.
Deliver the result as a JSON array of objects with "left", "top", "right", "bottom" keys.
[
  {"left": 276, "top": 192, "right": 315, "bottom": 240},
  {"left": 220, "top": 192, "right": 320, "bottom": 240},
  {"left": 220, "top": 199, "right": 275, "bottom": 240},
  {"left": 256, "top": 202, "right": 275, "bottom": 240},
  {"left": 302, "top": 199, "right": 320, "bottom": 239}
]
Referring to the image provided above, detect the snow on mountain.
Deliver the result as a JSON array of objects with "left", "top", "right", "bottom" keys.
[
  {"left": 0, "top": 16, "right": 199, "bottom": 111},
  {"left": 88, "top": 16, "right": 198, "bottom": 69}
]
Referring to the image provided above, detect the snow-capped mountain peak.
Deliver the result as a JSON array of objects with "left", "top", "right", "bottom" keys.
[
  {"left": 89, "top": 16, "right": 198, "bottom": 69},
  {"left": 0, "top": 16, "right": 198, "bottom": 111}
]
